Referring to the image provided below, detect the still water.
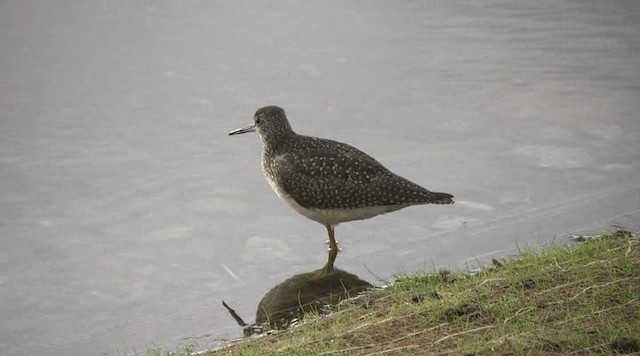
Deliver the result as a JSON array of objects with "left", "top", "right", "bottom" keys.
[{"left": 1, "top": 1, "right": 639, "bottom": 355}]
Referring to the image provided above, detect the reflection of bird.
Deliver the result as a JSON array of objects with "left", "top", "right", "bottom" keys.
[{"left": 229, "top": 106, "right": 454, "bottom": 275}]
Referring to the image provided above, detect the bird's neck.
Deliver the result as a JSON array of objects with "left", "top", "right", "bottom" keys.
[{"left": 261, "top": 130, "right": 296, "bottom": 152}]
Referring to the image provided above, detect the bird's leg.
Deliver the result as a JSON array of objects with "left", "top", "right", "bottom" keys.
[
  {"left": 323, "top": 224, "right": 339, "bottom": 275},
  {"left": 325, "top": 239, "right": 341, "bottom": 251}
]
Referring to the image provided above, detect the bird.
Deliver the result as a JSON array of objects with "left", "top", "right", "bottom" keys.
[{"left": 229, "top": 106, "right": 453, "bottom": 275}]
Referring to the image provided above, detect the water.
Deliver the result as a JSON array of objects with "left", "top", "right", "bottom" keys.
[{"left": 1, "top": 1, "right": 639, "bottom": 355}]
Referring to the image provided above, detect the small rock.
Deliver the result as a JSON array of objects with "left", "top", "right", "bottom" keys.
[{"left": 491, "top": 258, "right": 504, "bottom": 268}]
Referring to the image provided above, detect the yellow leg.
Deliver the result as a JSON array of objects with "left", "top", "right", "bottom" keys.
[{"left": 323, "top": 224, "right": 339, "bottom": 275}]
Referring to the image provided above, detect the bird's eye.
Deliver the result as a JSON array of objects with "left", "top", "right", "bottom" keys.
[{"left": 255, "top": 118, "right": 262, "bottom": 124}]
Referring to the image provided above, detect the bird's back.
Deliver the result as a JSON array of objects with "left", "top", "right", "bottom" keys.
[{"left": 262, "top": 133, "right": 453, "bottom": 213}]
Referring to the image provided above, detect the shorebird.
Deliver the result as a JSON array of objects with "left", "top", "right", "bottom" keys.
[{"left": 229, "top": 106, "right": 453, "bottom": 274}]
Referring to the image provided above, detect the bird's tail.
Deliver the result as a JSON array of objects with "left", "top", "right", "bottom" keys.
[{"left": 429, "top": 191, "right": 455, "bottom": 205}]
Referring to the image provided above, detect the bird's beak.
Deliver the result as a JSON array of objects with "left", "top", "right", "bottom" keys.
[{"left": 229, "top": 123, "right": 255, "bottom": 136}]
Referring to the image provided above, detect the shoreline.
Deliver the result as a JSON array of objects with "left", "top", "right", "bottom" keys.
[{"left": 152, "top": 230, "right": 639, "bottom": 355}]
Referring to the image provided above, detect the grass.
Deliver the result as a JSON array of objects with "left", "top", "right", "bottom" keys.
[{"left": 158, "top": 231, "right": 639, "bottom": 355}]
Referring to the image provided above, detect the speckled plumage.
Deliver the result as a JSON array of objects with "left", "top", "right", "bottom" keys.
[{"left": 229, "top": 105, "right": 454, "bottom": 274}]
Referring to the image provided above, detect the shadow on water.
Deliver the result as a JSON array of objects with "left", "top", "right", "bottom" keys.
[{"left": 223, "top": 266, "right": 372, "bottom": 336}]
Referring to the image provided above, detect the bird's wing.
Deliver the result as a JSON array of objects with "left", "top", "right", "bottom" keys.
[{"left": 271, "top": 138, "right": 450, "bottom": 209}]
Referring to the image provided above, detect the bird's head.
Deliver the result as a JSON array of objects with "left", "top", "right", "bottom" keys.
[{"left": 229, "top": 106, "right": 294, "bottom": 144}]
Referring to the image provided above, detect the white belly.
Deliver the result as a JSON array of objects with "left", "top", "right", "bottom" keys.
[{"left": 265, "top": 174, "right": 408, "bottom": 226}]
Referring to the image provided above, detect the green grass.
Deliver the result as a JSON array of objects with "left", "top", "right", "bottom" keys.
[{"left": 160, "top": 232, "right": 640, "bottom": 355}]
